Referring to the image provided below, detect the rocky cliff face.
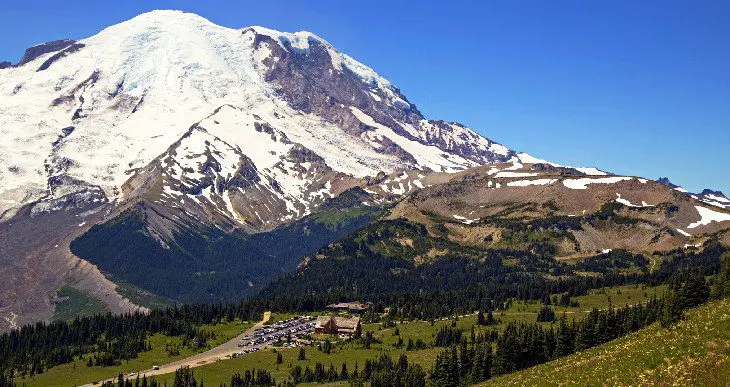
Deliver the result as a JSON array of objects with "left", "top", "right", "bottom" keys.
[{"left": 15, "top": 39, "right": 77, "bottom": 67}]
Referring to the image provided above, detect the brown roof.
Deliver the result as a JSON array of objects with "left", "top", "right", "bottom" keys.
[
  {"left": 326, "top": 302, "right": 368, "bottom": 311},
  {"left": 314, "top": 316, "right": 333, "bottom": 329},
  {"left": 333, "top": 316, "right": 360, "bottom": 329},
  {"left": 314, "top": 316, "right": 360, "bottom": 331}
]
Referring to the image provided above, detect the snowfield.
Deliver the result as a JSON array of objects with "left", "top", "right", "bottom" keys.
[
  {"left": 687, "top": 205, "right": 730, "bottom": 229},
  {"left": 0, "top": 10, "right": 513, "bottom": 218},
  {"left": 562, "top": 177, "right": 632, "bottom": 190},
  {"left": 676, "top": 229, "right": 692, "bottom": 237},
  {"left": 615, "top": 193, "right": 654, "bottom": 208}
]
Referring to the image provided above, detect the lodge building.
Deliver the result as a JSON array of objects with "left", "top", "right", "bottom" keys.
[
  {"left": 314, "top": 316, "right": 361, "bottom": 336},
  {"left": 325, "top": 301, "right": 370, "bottom": 313}
]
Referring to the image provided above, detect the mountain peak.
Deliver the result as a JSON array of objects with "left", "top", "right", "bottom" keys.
[
  {"left": 245, "top": 26, "right": 325, "bottom": 46},
  {"left": 0, "top": 11, "right": 520, "bottom": 221},
  {"left": 656, "top": 178, "right": 729, "bottom": 209},
  {"left": 126, "top": 9, "right": 213, "bottom": 23},
  {"left": 657, "top": 177, "right": 681, "bottom": 189},
  {"left": 700, "top": 188, "right": 726, "bottom": 197}
]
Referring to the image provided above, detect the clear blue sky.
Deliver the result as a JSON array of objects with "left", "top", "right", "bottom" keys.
[{"left": 3, "top": 0, "right": 728, "bottom": 193}]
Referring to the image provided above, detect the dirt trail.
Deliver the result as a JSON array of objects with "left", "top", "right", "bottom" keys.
[{"left": 83, "top": 311, "right": 271, "bottom": 386}]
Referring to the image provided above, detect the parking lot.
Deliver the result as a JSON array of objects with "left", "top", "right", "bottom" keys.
[{"left": 234, "top": 316, "right": 315, "bottom": 355}]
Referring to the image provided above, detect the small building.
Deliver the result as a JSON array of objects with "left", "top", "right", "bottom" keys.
[
  {"left": 314, "top": 316, "right": 361, "bottom": 336},
  {"left": 325, "top": 301, "right": 370, "bottom": 313}
]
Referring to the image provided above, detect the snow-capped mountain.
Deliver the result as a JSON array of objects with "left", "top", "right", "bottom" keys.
[
  {"left": 0, "top": 10, "right": 540, "bottom": 329},
  {"left": 696, "top": 189, "right": 730, "bottom": 209},
  {"left": 2, "top": 10, "right": 728, "bottom": 332},
  {"left": 657, "top": 177, "right": 730, "bottom": 209},
  {"left": 0, "top": 10, "right": 520, "bottom": 226},
  {"left": 657, "top": 177, "right": 684, "bottom": 191}
]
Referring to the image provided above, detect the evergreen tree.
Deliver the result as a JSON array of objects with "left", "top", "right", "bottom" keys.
[
  {"left": 289, "top": 365, "right": 302, "bottom": 384},
  {"left": 172, "top": 366, "right": 196, "bottom": 387},
  {"left": 712, "top": 252, "right": 730, "bottom": 299},
  {"left": 554, "top": 316, "right": 574, "bottom": 358},
  {"left": 486, "top": 311, "right": 497, "bottom": 325},
  {"left": 303, "top": 365, "right": 313, "bottom": 383},
  {"left": 678, "top": 271, "right": 710, "bottom": 309},
  {"left": 340, "top": 362, "right": 349, "bottom": 380},
  {"left": 431, "top": 348, "right": 459, "bottom": 387},
  {"left": 458, "top": 339, "right": 471, "bottom": 377},
  {"left": 354, "top": 323, "right": 362, "bottom": 339},
  {"left": 660, "top": 290, "right": 683, "bottom": 327},
  {"left": 537, "top": 305, "right": 556, "bottom": 322}
]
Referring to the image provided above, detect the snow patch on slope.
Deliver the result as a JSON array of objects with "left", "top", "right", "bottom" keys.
[
  {"left": 563, "top": 177, "right": 632, "bottom": 190},
  {"left": 453, "top": 214, "right": 478, "bottom": 225},
  {"left": 574, "top": 167, "right": 608, "bottom": 176},
  {"left": 687, "top": 206, "right": 730, "bottom": 229},
  {"left": 615, "top": 193, "right": 653, "bottom": 208},
  {"left": 350, "top": 107, "right": 476, "bottom": 172},
  {"left": 676, "top": 229, "right": 692, "bottom": 237},
  {"left": 516, "top": 153, "right": 554, "bottom": 165}
]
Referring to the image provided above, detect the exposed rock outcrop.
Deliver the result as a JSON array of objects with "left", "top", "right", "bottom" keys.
[{"left": 16, "top": 39, "right": 77, "bottom": 66}]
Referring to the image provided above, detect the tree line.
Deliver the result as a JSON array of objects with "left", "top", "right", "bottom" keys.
[{"left": 431, "top": 255, "right": 729, "bottom": 386}]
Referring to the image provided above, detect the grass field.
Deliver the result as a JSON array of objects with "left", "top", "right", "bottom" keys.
[
  {"left": 139, "top": 284, "right": 669, "bottom": 386},
  {"left": 114, "top": 281, "right": 177, "bottom": 310},
  {"left": 312, "top": 207, "right": 379, "bottom": 228},
  {"left": 17, "top": 320, "right": 253, "bottom": 387},
  {"left": 488, "top": 283, "right": 667, "bottom": 328},
  {"left": 52, "top": 286, "right": 109, "bottom": 322},
  {"left": 17, "top": 333, "right": 197, "bottom": 387},
  {"left": 30, "top": 283, "right": 668, "bottom": 386},
  {"left": 198, "top": 319, "right": 256, "bottom": 347},
  {"left": 264, "top": 313, "right": 300, "bottom": 325},
  {"left": 481, "top": 298, "right": 730, "bottom": 386}
]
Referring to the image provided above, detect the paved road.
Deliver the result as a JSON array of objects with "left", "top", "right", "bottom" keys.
[{"left": 83, "top": 311, "right": 271, "bottom": 386}]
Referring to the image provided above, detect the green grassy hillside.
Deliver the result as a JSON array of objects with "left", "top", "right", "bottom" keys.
[
  {"left": 482, "top": 298, "right": 730, "bottom": 386},
  {"left": 15, "top": 320, "right": 253, "bottom": 387},
  {"left": 53, "top": 286, "right": 109, "bottom": 321}
]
